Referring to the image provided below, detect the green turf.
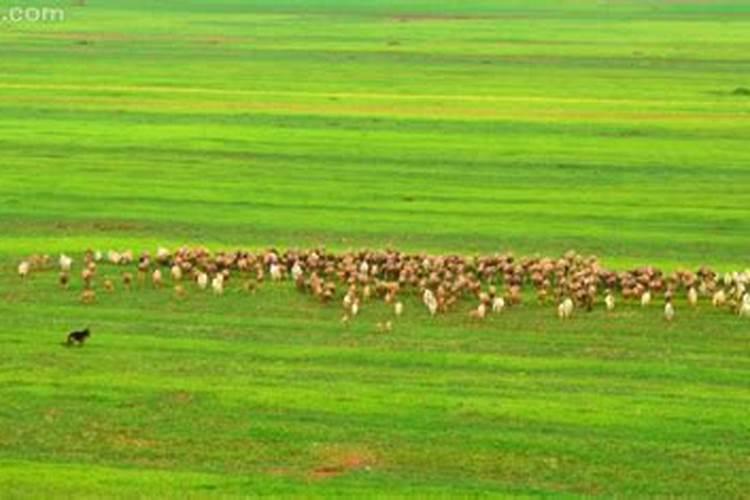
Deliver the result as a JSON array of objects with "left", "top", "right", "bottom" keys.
[{"left": 1, "top": 0, "right": 749, "bottom": 496}]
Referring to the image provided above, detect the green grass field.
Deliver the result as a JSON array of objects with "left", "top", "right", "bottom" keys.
[{"left": 1, "top": 0, "right": 749, "bottom": 495}]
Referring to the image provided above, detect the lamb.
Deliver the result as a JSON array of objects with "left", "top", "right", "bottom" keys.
[
  {"left": 196, "top": 272, "right": 209, "bottom": 290},
  {"left": 491, "top": 296, "right": 505, "bottom": 313},
  {"left": 103, "top": 278, "right": 115, "bottom": 293},
  {"left": 422, "top": 289, "right": 438, "bottom": 316},
  {"left": 712, "top": 289, "right": 727, "bottom": 308},
  {"left": 170, "top": 264, "right": 183, "bottom": 282},
  {"left": 640, "top": 290, "right": 652, "bottom": 307},
  {"left": 80, "top": 289, "right": 96, "bottom": 304},
  {"left": 59, "top": 254, "right": 73, "bottom": 272},
  {"left": 108, "top": 250, "right": 122, "bottom": 265},
  {"left": 469, "top": 303, "right": 487, "bottom": 320},
  {"left": 17, "top": 261, "right": 30, "bottom": 279},
  {"left": 558, "top": 297, "right": 574, "bottom": 319},
  {"left": 739, "top": 294, "right": 750, "bottom": 317},
  {"left": 152, "top": 269, "right": 163, "bottom": 288},
  {"left": 664, "top": 298, "right": 675, "bottom": 322},
  {"left": 604, "top": 290, "right": 615, "bottom": 311},
  {"left": 687, "top": 286, "right": 698, "bottom": 307},
  {"left": 211, "top": 275, "right": 224, "bottom": 295},
  {"left": 156, "top": 247, "right": 171, "bottom": 265},
  {"left": 394, "top": 301, "right": 404, "bottom": 317},
  {"left": 269, "top": 263, "right": 283, "bottom": 281}
]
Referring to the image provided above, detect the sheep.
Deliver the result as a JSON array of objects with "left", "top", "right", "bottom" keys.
[
  {"left": 558, "top": 297, "right": 574, "bottom": 320},
  {"left": 269, "top": 263, "right": 283, "bottom": 281},
  {"left": 604, "top": 290, "right": 615, "bottom": 311},
  {"left": 59, "top": 272, "right": 70, "bottom": 289},
  {"left": 664, "top": 298, "right": 675, "bottom": 322},
  {"left": 103, "top": 278, "right": 115, "bottom": 293},
  {"left": 108, "top": 250, "right": 122, "bottom": 265},
  {"left": 640, "top": 290, "right": 652, "bottom": 307},
  {"left": 156, "top": 247, "right": 171, "bottom": 265},
  {"left": 80, "top": 289, "right": 96, "bottom": 304},
  {"left": 122, "top": 272, "right": 133, "bottom": 290},
  {"left": 81, "top": 268, "right": 95, "bottom": 289},
  {"left": 422, "top": 289, "right": 438, "bottom": 316},
  {"left": 17, "top": 261, "right": 30, "bottom": 279},
  {"left": 170, "top": 265, "right": 183, "bottom": 282},
  {"left": 394, "top": 301, "right": 404, "bottom": 317},
  {"left": 59, "top": 254, "right": 73, "bottom": 272},
  {"left": 712, "top": 289, "right": 727, "bottom": 308},
  {"left": 739, "top": 294, "right": 750, "bottom": 317},
  {"left": 291, "top": 261, "right": 303, "bottom": 282},
  {"left": 492, "top": 296, "right": 505, "bottom": 313},
  {"left": 469, "top": 303, "right": 487, "bottom": 320},
  {"left": 211, "top": 275, "right": 224, "bottom": 295},
  {"left": 350, "top": 300, "right": 360, "bottom": 317},
  {"left": 152, "top": 269, "right": 163, "bottom": 288},
  {"left": 196, "top": 272, "right": 209, "bottom": 290},
  {"left": 174, "top": 284, "right": 187, "bottom": 299},
  {"left": 687, "top": 286, "right": 698, "bottom": 307}
]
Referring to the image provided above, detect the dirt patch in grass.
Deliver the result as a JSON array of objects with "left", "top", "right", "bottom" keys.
[{"left": 309, "top": 447, "right": 376, "bottom": 481}]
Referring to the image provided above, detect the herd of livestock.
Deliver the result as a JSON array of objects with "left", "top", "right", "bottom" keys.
[{"left": 15, "top": 247, "right": 750, "bottom": 323}]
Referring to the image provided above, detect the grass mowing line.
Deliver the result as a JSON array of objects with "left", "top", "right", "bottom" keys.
[{"left": 0, "top": 82, "right": 734, "bottom": 106}]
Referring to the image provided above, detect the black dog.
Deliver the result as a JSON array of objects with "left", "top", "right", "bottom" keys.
[{"left": 66, "top": 328, "right": 91, "bottom": 346}]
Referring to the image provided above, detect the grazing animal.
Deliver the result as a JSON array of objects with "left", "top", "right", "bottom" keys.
[
  {"left": 664, "top": 299, "right": 675, "bottom": 322},
  {"left": 59, "top": 272, "right": 70, "bottom": 289},
  {"left": 122, "top": 272, "right": 133, "bottom": 289},
  {"left": 470, "top": 303, "right": 487, "bottom": 320},
  {"left": 211, "top": 275, "right": 224, "bottom": 295},
  {"left": 174, "top": 284, "right": 186, "bottom": 299},
  {"left": 491, "top": 296, "right": 505, "bottom": 313},
  {"left": 66, "top": 328, "right": 91, "bottom": 346},
  {"left": 152, "top": 269, "right": 163, "bottom": 288},
  {"left": 604, "top": 291, "right": 615, "bottom": 312},
  {"left": 59, "top": 254, "right": 73, "bottom": 272},
  {"left": 80, "top": 289, "right": 96, "bottom": 304},
  {"left": 394, "top": 301, "right": 404, "bottom": 317},
  {"left": 712, "top": 289, "right": 727, "bottom": 308},
  {"left": 422, "top": 289, "right": 438, "bottom": 316},
  {"left": 558, "top": 298, "right": 574, "bottom": 320},
  {"left": 640, "top": 290, "right": 652, "bottom": 307},
  {"left": 197, "top": 272, "right": 209, "bottom": 290},
  {"left": 171, "top": 265, "right": 183, "bottom": 282},
  {"left": 739, "top": 294, "right": 750, "bottom": 318},
  {"left": 687, "top": 286, "right": 698, "bottom": 307},
  {"left": 103, "top": 278, "right": 115, "bottom": 293},
  {"left": 17, "top": 261, "right": 30, "bottom": 279}
]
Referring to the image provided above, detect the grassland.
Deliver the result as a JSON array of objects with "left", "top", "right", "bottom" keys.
[{"left": 1, "top": 0, "right": 749, "bottom": 496}]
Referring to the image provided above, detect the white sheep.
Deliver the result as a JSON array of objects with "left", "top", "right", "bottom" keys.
[
  {"left": 394, "top": 301, "right": 404, "bottom": 317},
  {"left": 171, "top": 265, "right": 183, "bottom": 282},
  {"left": 640, "top": 290, "right": 652, "bottom": 307},
  {"left": 17, "top": 261, "right": 30, "bottom": 279},
  {"left": 739, "top": 294, "right": 750, "bottom": 318},
  {"left": 687, "top": 286, "right": 698, "bottom": 307},
  {"left": 491, "top": 297, "right": 505, "bottom": 313},
  {"left": 604, "top": 292, "right": 615, "bottom": 312},
  {"left": 558, "top": 298, "right": 574, "bottom": 320},
  {"left": 664, "top": 300, "right": 675, "bottom": 322},
  {"left": 152, "top": 269, "right": 163, "bottom": 288},
  {"left": 291, "top": 261, "right": 303, "bottom": 282},
  {"left": 269, "top": 263, "right": 282, "bottom": 281},
  {"left": 422, "top": 289, "right": 438, "bottom": 316},
  {"left": 212, "top": 275, "right": 224, "bottom": 295},
  {"left": 197, "top": 272, "right": 209, "bottom": 290},
  {"left": 59, "top": 254, "right": 73, "bottom": 272}
]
